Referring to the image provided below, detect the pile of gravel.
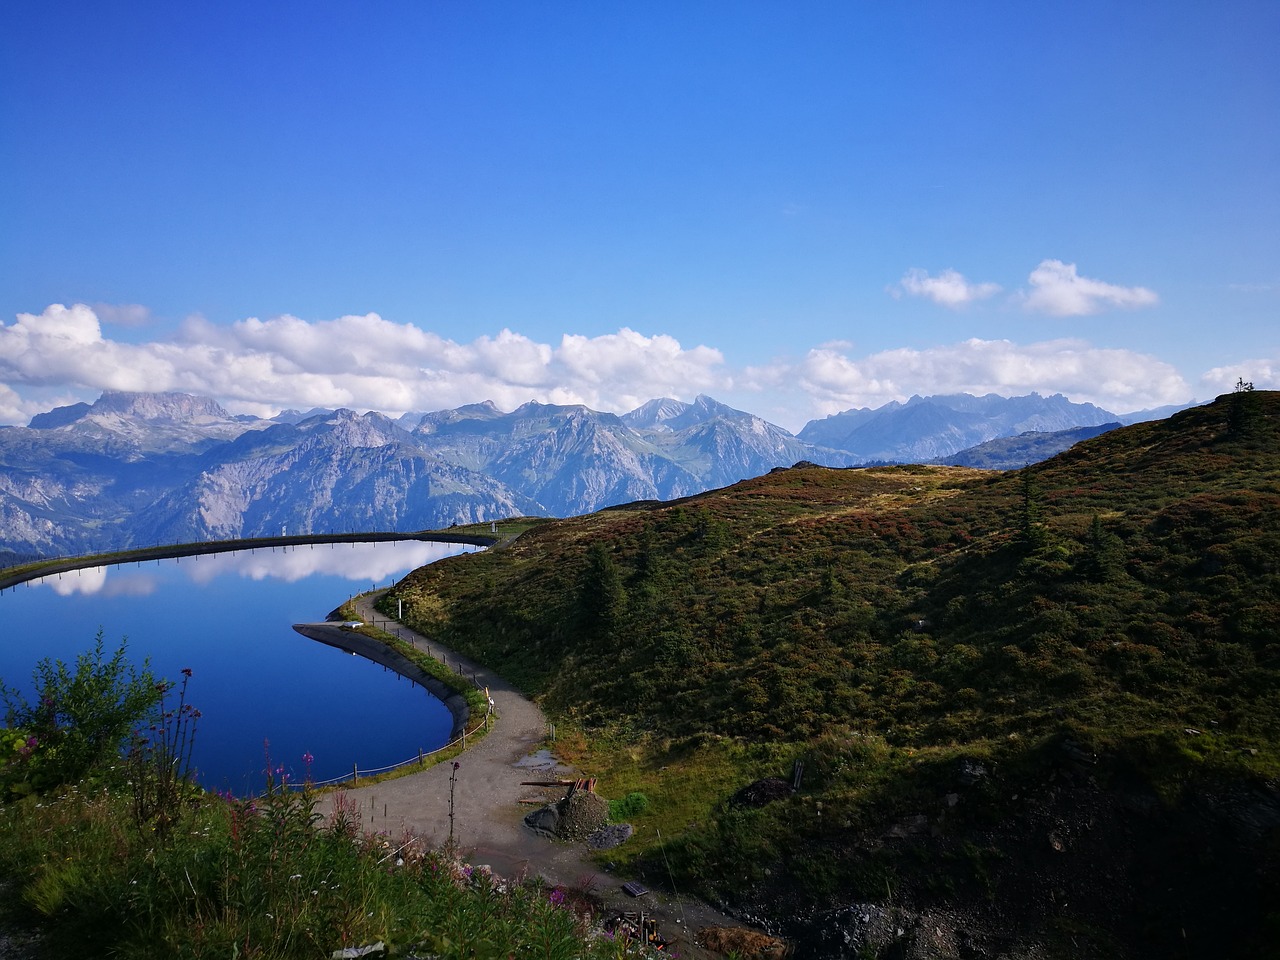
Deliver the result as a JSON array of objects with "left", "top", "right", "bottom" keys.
[
  {"left": 556, "top": 790, "right": 611, "bottom": 842},
  {"left": 524, "top": 789, "right": 611, "bottom": 843}
]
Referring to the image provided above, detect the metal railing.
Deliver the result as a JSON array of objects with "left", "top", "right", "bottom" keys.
[{"left": 293, "top": 683, "right": 494, "bottom": 790}]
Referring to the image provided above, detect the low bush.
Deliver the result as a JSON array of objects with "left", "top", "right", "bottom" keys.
[{"left": 608, "top": 790, "right": 649, "bottom": 821}]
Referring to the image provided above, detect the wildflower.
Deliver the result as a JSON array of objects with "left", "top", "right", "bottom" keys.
[
  {"left": 549, "top": 888, "right": 567, "bottom": 907},
  {"left": 181, "top": 667, "right": 193, "bottom": 678}
]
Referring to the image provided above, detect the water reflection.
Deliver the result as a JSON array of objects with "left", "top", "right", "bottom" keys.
[
  {"left": 186, "top": 540, "right": 476, "bottom": 585},
  {"left": 28, "top": 540, "right": 478, "bottom": 596},
  {"left": 1, "top": 540, "right": 475, "bottom": 793}
]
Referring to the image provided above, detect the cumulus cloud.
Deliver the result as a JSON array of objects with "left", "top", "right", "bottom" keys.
[
  {"left": 893, "top": 268, "right": 1001, "bottom": 308},
  {"left": 0, "top": 303, "right": 1215, "bottom": 433},
  {"left": 0, "top": 304, "right": 730, "bottom": 424},
  {"left": 1021, "top": 259, "right": 1159, "bottom": 316},
  {"left": 772, "top": 337, "right": 1191, "bottom": 417},
  {"left": 1199, "top": 358, "right": 1278, "bottom": 396}
]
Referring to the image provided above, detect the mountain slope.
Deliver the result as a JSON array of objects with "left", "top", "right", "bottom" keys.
[
  {"left": 413, "top": 401, "right": 704, "bottom": 515},
  {"left": 935, "top": 421, "right": 1121, "bottom": 469},
  {"left": 133, "top": 410, "right": 540, "bottom": 542},
  {"left": 627, "top": 395, "right": 860, "bottom": 488},
  {"left": 27, "top": 390, "right": 266, "bottom": 454},
  {"left": 386, "top": 389, "right": 1280, "bottom": 959},
  {"left": 799, "top": 391, "right": 1118, "bottom": 460}
]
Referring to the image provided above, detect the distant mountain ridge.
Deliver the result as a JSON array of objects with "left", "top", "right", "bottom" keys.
[
  {"left": 0, "top": 389, "right": 1188, "bottom": 561},
  {"left": 798, "top": 391, "right": 1121, "bottom": 460}
]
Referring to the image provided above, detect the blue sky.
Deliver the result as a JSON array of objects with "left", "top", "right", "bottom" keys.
[{"left": 2, "top": 1, "right": 1276, "bottom": 430}]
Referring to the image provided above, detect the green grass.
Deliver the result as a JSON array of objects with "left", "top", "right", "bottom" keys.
[{"left": 0, "top": 774, "right": 642, "bottom": 960}]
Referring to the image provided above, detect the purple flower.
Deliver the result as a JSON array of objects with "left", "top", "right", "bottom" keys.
[
  {"left": 302, "top": 752, "right": 314, "bottom": 765},
  {"left": 549, "top": 888, "right": 566, "bottom": 907}
]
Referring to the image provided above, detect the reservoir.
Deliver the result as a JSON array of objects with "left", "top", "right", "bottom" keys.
[{"left": 0, "top": 540, "right": 476, "bottom": 794}]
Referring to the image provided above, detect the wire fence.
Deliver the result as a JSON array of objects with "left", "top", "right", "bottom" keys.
[{"left": 292, "top": 675, "right": 494, "bottom": 791}]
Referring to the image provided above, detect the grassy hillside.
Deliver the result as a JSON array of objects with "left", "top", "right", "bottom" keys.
[{"left": 384, "top": 390, "right": 1280, "bottom": 958}]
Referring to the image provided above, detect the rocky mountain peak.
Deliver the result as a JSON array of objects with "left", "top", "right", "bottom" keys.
[{"left": 91, "top": 391, "right": 233, "bottom": 422}]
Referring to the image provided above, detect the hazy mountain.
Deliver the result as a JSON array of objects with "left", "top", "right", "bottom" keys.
[
  {"left": 133, "top": 409, "right": 538, "bottom": 543},
  {"left": 271, "top": 406, "right": 339, "bottom": 425},
  {"left": 936, "top": 422, "right": 1122, "bottom": 470},
  {"left": 1115, "top": 399, "right": 1204, "bottom": 425},
  {"left": 623, "top": 395, "right": 860, "bottom": 488},
  {"left": 799, "top": 392, "right": 1119, "bottom": 460},
  {"left": 413, "top": 401, "right": 704, "bottom": 516},
  {"left": 27, "top": 390, "right": 266, "bottom": 454}
]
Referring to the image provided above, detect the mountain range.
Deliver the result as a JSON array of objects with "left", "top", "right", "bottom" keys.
[{"left": 0, "top": 389, "right": 1191, "bottom": 562}]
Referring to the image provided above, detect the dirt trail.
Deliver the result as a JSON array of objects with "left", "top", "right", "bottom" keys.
[{"left": 311, "top": 592, "right": 744, "bottom": 957}]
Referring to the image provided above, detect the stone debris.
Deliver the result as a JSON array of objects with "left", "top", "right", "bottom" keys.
[
  {"left": 523, "top": 788, "right": 610, "bottom": 843},
  {"left": 730, "top": 777, "right": 795, "bottom": 808},
  {"left": 556, "top": 789, "right": 610, "bottom": 841},
  {"left": 331, "top": 942, "right": 386, "bottom": 959},
  {"left": 587, "top": 822, "right": 634, "bottom": 850},
  {"left": 957, "top": 759, "right": 988, "bottom": 787}
]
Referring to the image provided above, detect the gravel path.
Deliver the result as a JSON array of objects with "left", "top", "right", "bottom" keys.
[{"left": 311, "top": 592, "right": 742, "bottom": 957}]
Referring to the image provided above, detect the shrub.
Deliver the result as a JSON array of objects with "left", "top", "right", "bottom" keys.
[
  {"left": 1, "top": 632, "right": 161, "bottom": 797},
  {"left": 608, "top": 791, "right": 649, "bottom": 821}
]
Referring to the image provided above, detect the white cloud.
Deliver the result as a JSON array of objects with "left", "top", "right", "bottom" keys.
[
  {"left": 1021, "top": 259, "right": 1159, "bottom": 316},
  {"left": 0, "top": 304, "right": 730, "bottom": 424},
  {"left": 893, "top": 268, "right": 1001, "bottom": 308},
  {"left": 1199, "top": 358, "right": 1279, "bottom": 397},
  {"left": 771, "top": 337, "right": 1191, "bottom": 417},
  {"left": 0, "top": 383, "right": 28, "bottom": 425},
  {"left": 0, "top": 303, "right": 1220, "bottom": 433}
]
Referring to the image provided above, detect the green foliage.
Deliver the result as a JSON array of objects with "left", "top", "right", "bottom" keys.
[
  {"left": 124, "top": 668, "right": 201, "bottom": 841},
  {"left": 608, "top": 790, "right": 649, "bottom": 821},
  {"left": 0, "top": 777, "right": 624, "bottom": 959},
  {"left": 577, "top": 541, "right": 627, "bottom": 641},
  {"left": 0, "top": 632, "right": 161, "bottom": 798}
]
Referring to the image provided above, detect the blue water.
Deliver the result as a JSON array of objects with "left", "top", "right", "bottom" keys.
[{"left": 0, "top": 540, "right": 477, "bottom": 794}]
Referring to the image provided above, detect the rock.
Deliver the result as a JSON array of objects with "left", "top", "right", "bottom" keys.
[
  {"left": 331, "top": 942, "right": 386, "bottom": 959},
  {"left": 524, "top": 805, "right": 560, "bottom": 837},
  {"left": 957, "top": 759, "right": 987, "bottom": 787},
  {"left": 731, "top": 777, "right": 795, "bottom": 808},
  {"left": 587, "top": 823, "right": 634, "bottom": 850},
  {"left": 1060, "top": 739, "right": 1097, "bottom": 766}
]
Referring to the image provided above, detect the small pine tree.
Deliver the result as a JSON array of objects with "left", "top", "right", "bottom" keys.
[{"left": 578, "top": 542, "right": 627, "bottom": 640}]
